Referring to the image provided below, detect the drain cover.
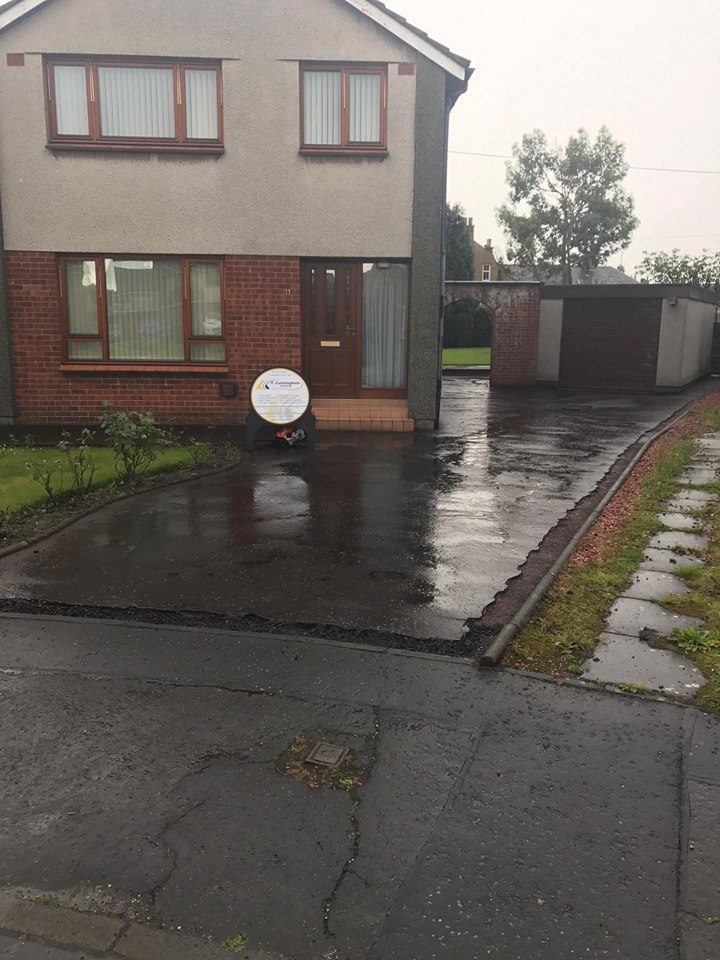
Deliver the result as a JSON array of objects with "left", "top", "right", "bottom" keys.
[{"left": 305, "top": 742, "right": 349, "bottom": 768}]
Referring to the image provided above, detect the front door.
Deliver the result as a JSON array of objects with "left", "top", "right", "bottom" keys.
[{"left": 301, "top": 262, "right": 361, "bottom": 398}]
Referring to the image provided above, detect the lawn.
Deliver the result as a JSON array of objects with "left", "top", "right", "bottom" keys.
[
  {"left": 0, "top": 446, "right": 196, "bottom": 514},
  {"left": 442, "top": 347, "right": 491, "bottom": 366}
]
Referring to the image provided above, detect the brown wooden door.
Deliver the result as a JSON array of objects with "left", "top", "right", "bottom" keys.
[{"left": 302, "top": 262, "right": 360, "bottom": 398}]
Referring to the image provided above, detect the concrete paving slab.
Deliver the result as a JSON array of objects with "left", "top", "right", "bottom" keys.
[
  {"left": 671, "top": 489, "right": 715, "bottom": 505},
  {"left": 623, "top": 570, "right": 690, "bottom": 602},
  {"left": 688, "top": 714, "right": 720, "bottom": 784},
  {"left": 0, "top": 382, "right": 707, "bottom": 642},
  {"left": 640, "top": 548, "right": 704, "bottom": 574},
  {"left": 679, "top": 467, "right": 719, "bottom": 485},
  {"left": 581, "top": 632, "right": 706, "bottom": 696},
  {"left": 648, "top": 531, "right": 708, "bottom": 552},
  {"left": 0, "top": 937, "right": 91, "bottom": 958},
  {"left": 0, "top": 896, "right": 123, "bottom": 953},
  {"left": 606, "top": 597, "right": 703, "bottom": 638},
  {"left": 680, "top": 915, "right": 720, "bottom": 960},
  {"left": 665, "top": 497, "right": 708, "bottom": 514},
  {"left": 657, "top": 511, "right": 702, "bottom": 532},
  {"left": 684, "top": 780, "right": 720, "bottom": 922}
]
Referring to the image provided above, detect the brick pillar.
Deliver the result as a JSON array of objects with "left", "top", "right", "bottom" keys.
[{"left": 490, "top": 285, "right": 541, "bottom": 386}]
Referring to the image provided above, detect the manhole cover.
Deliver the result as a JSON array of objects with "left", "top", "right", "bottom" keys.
[{"left": 305, "top": 742, "right": 349, "bottom": 768}]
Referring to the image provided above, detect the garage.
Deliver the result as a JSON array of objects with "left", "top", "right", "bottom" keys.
[
  {"left": 559, "top": 296, "right": 661, "bottom": 391},
  {"left": 536, "top": 285, "right": 718, "bottom": 393}
]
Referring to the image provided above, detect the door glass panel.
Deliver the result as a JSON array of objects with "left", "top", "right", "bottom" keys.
[
  {"left": 362, "top": 263, "right": 409, "bottom": 388},
  {"left": 325, "top": 269, "right": 336, "bottom": 335}
]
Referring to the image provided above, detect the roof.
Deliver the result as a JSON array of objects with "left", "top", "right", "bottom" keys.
[
  {"left": 0, "top": 0, "right": 472, "bottom": 81},
  {"left": 501, "top": 264, "right": 639, "bottom": 285}
]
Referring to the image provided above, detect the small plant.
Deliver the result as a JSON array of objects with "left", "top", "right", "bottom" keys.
[
  {"left": 617, "top": 683, "right": 651, "bottom": 695},
  {"left": 671, "top": 627, "right": 720, "bottom": 655},
  {"left": 222, "top": 934, "right": 249, "bottom": 953},
  {"left": 57, "top": 429, "right": 97, "bottom": 497},
  {"left": 99, "top": 402, "right": 170, "bottom": 483},
  {"left": 187, "top": 439, "right": 212, "bottom": 469},
  {"left": 25, "top": 452, "right": 65, "bottom": 504}
]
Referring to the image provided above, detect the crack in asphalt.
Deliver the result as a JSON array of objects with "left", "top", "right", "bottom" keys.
[
  {"left": 322, "top": 708, "right": 381, "bottom": 941},
  {"left": 146, "top": 797, "right": 211, "bottom": 909}
]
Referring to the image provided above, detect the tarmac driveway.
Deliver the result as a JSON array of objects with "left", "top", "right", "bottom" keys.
[{"left": 0, "top": 380, "right": 711, "bottom": 644}]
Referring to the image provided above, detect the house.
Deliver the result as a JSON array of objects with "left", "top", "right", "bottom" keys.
[
  {"left": 499, "top": 263, "right": 638, "bottom": 285},
  {"left": 0, "top": 0, "right": 471, "bottom": 431},
  {"left": 465, "top": 220, "right": 499, "bottom": 281}
]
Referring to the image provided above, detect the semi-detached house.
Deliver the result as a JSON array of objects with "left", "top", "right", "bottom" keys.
[{"left": 0, "top": 0, "right": 471, "bottom": 431}]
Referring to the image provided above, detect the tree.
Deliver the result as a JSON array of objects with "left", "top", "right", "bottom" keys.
[
  {"left": 498, "top": 127, "right": 638, "bottom": 284},
  {"left": 637, "top": 249, "right": 720, "bottom": 296},
  {"left": 445, "top": 202, "right": 474, "bottom": 280}
]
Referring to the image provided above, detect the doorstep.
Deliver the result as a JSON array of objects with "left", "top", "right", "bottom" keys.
[{"left": 312, "top": 398, "right": 414, "bottom": 433}]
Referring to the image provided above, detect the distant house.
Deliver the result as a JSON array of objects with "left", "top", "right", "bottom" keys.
[
  {"left": 464, "top": 219, "right": 500, "bottom": 281},
  {"left": 0, "top": 0, "right": 472, "bottom": 431},
  {"left": 498, "top": 263, "right": 638, "bottom": 285}
]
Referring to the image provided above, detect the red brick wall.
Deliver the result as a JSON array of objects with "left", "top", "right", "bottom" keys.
[
  {"left": 489, "top": 287, "right": 541, "bottom": 386},
  {"left": 6, "top": 252, "right": 301, "bottom": 424}
]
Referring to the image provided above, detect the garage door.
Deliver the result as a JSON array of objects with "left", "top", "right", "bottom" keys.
[{"left": 559, "top": 297, "right": 662, "bottom": 391}]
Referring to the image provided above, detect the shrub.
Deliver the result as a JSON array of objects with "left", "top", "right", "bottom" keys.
[
  {"left": 57, "top": 429, "right": 97, "bottom": 497},
  {"left": 98, "top": 402, "right": 171, "bottom": 483},
  {"left": 443, "top": 300, "right": 493, "bottom": 348}
]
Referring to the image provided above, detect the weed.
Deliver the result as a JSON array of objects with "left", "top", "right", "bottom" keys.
[
  {"left": 277, "top": 737, "right": 366, "bottom": 791},
  {"left": 25, "top": 453, "right": 65, "bottom": 504},
  {"left": 222, "top": 934, "right": 249, "bottom": 952},
  {"left": 187, "top": 440, "right": 213, "bottom": 469},
  {"left": 671, "top": 627, "right": 720, "bottom": 655},
  {"left": 617, "top": 683, "right": 651, "bottom": 695}
]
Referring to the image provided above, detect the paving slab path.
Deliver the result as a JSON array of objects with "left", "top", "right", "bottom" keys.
[
  {"left": 583, "top": 432, "right": 720, "bottom": 697},
  {"left": 0, "top": 381, "right": 713, "bottom": 646},
  {"left": 1, "top": 612, "right": 720, "bottom": 959}
]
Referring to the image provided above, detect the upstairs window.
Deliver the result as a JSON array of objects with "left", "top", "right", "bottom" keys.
[
  {"left": 46, "top": 58, "right": 223, "bottom": 151},
  {"left": 482, "top": 264, "right": 491, "bottom": 281},
  {"left": 301, "top": 65, "right": 387, "bottom": 154}
]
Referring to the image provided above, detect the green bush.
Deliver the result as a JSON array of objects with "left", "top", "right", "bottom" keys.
[
  {"left": 443, "top": 300, "right": 493, "bottom": 348},
  {"left": 98, "top": 402, "right": 171, "bottom": 483}
]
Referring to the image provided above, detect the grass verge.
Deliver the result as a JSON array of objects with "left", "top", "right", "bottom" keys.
[
  {"left": 507, "top": 398, "right": 720, "bottom": 703},
  {"left": 442, "top": 347, "right": 491, "bottom": 366},
  {"left": 0, "top": 446, "right": 196, "bottom": 514}
]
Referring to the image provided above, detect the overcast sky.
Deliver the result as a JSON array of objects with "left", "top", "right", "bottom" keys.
[{"left": 388, "top": 0, "right": 720, "bottom": 274}]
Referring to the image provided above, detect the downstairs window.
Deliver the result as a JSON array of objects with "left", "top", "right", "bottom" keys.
[{"left": 61, "top": 257, "right": 225, "bottom": 364}]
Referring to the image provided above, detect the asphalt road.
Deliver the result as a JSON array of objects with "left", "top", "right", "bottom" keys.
[
  {"left": 0, "top": 381, "right": 712, "bottom": 645},
  {"left": 1, "top": 613, "right": 719, "bottom": 959}
]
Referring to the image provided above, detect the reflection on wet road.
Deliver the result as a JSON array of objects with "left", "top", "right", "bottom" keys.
[{"left": 0, "top": 381, "right": 707, "bottom": 642}]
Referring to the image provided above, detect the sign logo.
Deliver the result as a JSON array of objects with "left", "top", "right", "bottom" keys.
[{"left": 250, "top": 368, "right": 310, "bottom": 425}]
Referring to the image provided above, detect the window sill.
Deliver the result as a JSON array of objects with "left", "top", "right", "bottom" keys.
[
  {"left": 60, "top": 364, "right": 229, "bottom": 374},
  {"left": 47, "top": 142, "right": 224, "bottom": 156},
  {"left": 299, "top": 147, "right": 388, "bottom": 159}
]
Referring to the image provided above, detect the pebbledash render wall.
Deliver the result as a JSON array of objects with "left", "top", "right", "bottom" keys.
[
  {"left": 0, "top": 0, "right": 467, "bottom": 426},
  {"left": 8, "top": 253, "right": 300, "bottom": 424}
]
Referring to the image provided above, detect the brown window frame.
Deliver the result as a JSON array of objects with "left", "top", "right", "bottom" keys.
[
  {"left": 60, "top": 255, "right": 227, "bottom": 366},
  {"left": 45, "top": 56, "right": 224, "bottom": 153},
  {"left": 300, "top": 64, "right": 388, "bottom": 156}
]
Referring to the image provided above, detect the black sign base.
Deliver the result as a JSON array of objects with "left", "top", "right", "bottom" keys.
[{"left": 245, "top": 409, "right": 317, "bottom": 452}]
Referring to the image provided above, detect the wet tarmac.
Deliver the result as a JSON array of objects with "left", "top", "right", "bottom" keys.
[{"left": 0, "top": 380, "right": 711, "bottom": 644}]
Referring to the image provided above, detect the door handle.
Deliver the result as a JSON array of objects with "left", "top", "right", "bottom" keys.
[{"left": 346, "top": 326, "right": 355, "bottom": 336}]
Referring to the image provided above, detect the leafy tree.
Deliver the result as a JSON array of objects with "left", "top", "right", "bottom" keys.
[
  {"left": 637, "top": 249, "right": 720, "bottom": 296},
  {"left": 443, "top": 300, "right": 493, "bottom": 348},
  {"left": 446, "top": 202, "right": 474, "bottom": 280},
  {"left": 498, "top": 127, "right": 638, "bottom": 284}
]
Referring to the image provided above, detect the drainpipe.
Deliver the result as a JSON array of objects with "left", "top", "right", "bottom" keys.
[
  {"left": 0, "top": 193, "right": 15, "bottom": 424},
  {"left": 436, "top": 89, "right": 452, "bottom": 427}
]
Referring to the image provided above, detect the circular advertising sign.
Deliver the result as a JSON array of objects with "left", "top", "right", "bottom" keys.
[{"left": 250, "top": 368, "right": 311, "bottom": 426}]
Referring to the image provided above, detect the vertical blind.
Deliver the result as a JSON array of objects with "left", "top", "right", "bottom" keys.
[
  {"left": 106, "top": 260, "right": 184, "bottom": 360},
  {"left": 190, "top": 263, "right": 222, "bottom": 336},
  {"left": 303, "top": 71, "right": 341, "bottom": 145},
  {"left": 54, "top": 65, "right": 89, "bottom": 136},
  {"left": 98, "top": 66, "right": 175, "bottom": 138},
  {"left": 185, "top": 69, "right": 218, "bottom": 139},
  {"left": 362, "top": 264, "right": 409, "bottom": 389},
  {"left": 349, "top": 74, "right": 381, "bottom": 142}
]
